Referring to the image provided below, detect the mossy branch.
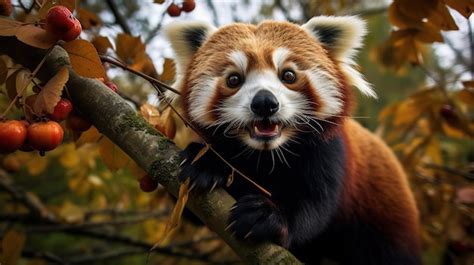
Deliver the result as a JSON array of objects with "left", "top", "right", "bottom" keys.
[{"left": 0, "top": 37, "right": 302, "bottom": 265}]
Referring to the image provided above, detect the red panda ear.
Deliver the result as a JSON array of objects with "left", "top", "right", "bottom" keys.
[
  {"left": 164, "top": 21, "right": 216, "bottom": 74},
  {"left": 302, "top": 16, "right": 366, "bottom": 61},
  {"left": 302, "top": 16, "right": 376, "bottom": 98}
]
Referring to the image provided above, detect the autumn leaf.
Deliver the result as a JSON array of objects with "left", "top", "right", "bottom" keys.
[
  {"left": 38, "top": 0, "right": 76, "bottom": 19},
  {"left": 152, "top": 179, "right": 190, "bottom": 249},
  {"left": 160, "top": 58, "right": 176, "bottom": 84},
  {"left": 91, "top": 36, "right": 113, "bottom": 54},
  {"left": 427, "top": 1, "right": 458, "bottom": 31},
  {"left": 99, "top": 136, "right": 132, "bottom": 172},
  {"left": 6, "top": 69, "right": 30, "bottom": 106},
  {"left": 458, "top": 89, "right": 474, "bottom": 106},
  {"left": 445, "top": 0, "right": 474, "bottom": 18},
  {"left": 33, "top": 66, "right": 69, "bottom": 114},
  {"left": 75, "top": 126, "right": 102, "bottom": 147},
  {"left": 77, "top": 7, "right": 101, "bottom": 29},
  {"left": 1, "top": 229, "right": 26, "bottom": 265},
  {"left": 140, "top": 103, "right": 161, "bottom": 126},
  {"left": 63, "top": 39, "right": 106, "bottom": 79},
  {"left": 59, "top": 200, "right": 85, "bottom": 223},
  {"left": 16, "top": 25, "right": 57, "bottom": 49},
  {"left": 116, "top": 34, "right": 145, "bottom": 65},
  {"left": 0, "top": 17, "right": 22, "bottom": 36},
  {"left": 192, "top": 144, "right": 210, "bottom": 165},
  {"left": 155, "top": 107, "right": 176, "bottom": 139}
]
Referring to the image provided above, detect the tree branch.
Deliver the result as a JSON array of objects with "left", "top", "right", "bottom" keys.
[
  {"left": 105, "top": 0, "right": 132, "bottom": 34},
  {"left": 0, "top": 37, "right": 301, "bottom": 264}
]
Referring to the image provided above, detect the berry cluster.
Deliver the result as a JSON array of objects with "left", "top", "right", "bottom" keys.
[
  {"left": 167, "top": 0, "right": 196, "bottom": 17},
  {"left": 45, "top": 6, "right": 82, "bottom": 42}
]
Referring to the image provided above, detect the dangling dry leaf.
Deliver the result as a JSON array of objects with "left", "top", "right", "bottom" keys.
[
  {"left": 75, "top": 126, "right": 102, "bottom": 147},
  {"left": 1, "top": 229, "right": 26, "bottom": 265},
  {"left": 63, "top": 39, "right": 106, "bottom": 79},
  {"left": 191, "top": 144, "right": 210, "bottom": 165},
  {"left": 77, "top": 7, "right": 101, "bottom": 29},
  {"left": 0, "top": 17, "right": 22, "bottom": 36},
  {"left": 33, "top": 67, "right": 69, "bottom": 114},
  {"left": 155, "top": 107, "right": 176, "bottom": 139},
  {"left": 0, "top": 58, "right": 7, "bottom": 84},
  {"left": 115, "top": 34, "right": 145, "bottom": 65},
  {"left": 140, "top": 103, "right": 161, "bottom": 126},
  {"left": 38, "top": 0, "right": 76, "bottom": 19},
  {"left": 160, "top": 58, "right": 176, "bottom": 84},
  {"left": 151, "top": 178, "right": 190, "bottom": 250},
  {"left": 428, "top": 1, "right": 458, "bottom": 31},
  {"left": 91, "top": 36, "right": 113, "bottom": 54},
  {"left": 5, "top": 69, "right": 30, "bottom": 108},
  {"left": 16, "top": 25, "right": 57, "bottom": 49},
  {"left": 458, "top": 89, "right": 474, "bottom": 106}
]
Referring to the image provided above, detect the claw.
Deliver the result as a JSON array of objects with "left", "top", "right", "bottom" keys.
[
  {"left": 209, "top": 180, "right": 218, "bottom": 193},
  {"left": 179, "top": 159, "right": 188, "bottom": 167},
  {"left": 229, "top": 205, "right": 238, "bottom": 211},
  {"left": 189, "top": 181, "right": 197, "bottom": 192},
  {"left": 225, "top": 220, "right": 236, "bottom": 231},
  {"left": 244, "top": 231, "right": 253, "bottom": 239}
]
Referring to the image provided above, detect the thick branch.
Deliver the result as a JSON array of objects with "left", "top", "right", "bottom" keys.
[{"left": 0, "top": 37, "right": 301, "bottom": 264}]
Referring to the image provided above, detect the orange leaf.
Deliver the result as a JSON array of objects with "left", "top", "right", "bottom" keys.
[
  {"left": 77, "top": 7, "right": 101, "bottom": 29},
  {"left": 115, "top": 34, "right": 145, "bottom": 65},
  {"left": 63, "top": 39, "right": 106, "bottom": 79},
  {"left": 191, "top": 144, "right": 210, "bottom": 165},
  {"left": 33, "top": 67, "right": 69, "bottom": 114},
  {"left": 16, "top": 25, "right": 57, "bottom": 49},
  {"left": 1, "top": 229, "right": 26, "bottom": 265},
  {"left": 155, "top": 107, "right": 176, "bottom": 139},
  {"left": 140, "top": 103, "right": 161, "bottom": 126},
  {"left": 160, "top": 58, "right": 176, "bottom": 84},
  {"left": 91, "top": 36, "right": 113, "bottom": 54},
  {"left": 428, "top": 1, "right": 459, "bottom": 31}
]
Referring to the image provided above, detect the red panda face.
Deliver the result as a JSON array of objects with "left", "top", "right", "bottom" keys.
[{"left": 165, "top": 17, "right": 375, "bottom": 150}]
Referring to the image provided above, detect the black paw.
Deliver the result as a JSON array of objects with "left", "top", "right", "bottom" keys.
[
  {"left": 179, "top": 143, "right": 229, "bottom": 194},
  {"left": 228, "top": 194, "right": 288, "bottom": 246}
]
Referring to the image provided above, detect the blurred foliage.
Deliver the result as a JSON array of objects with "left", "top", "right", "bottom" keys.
[{"left": 0, "top": 0, "right": 473, "bottom": 265}]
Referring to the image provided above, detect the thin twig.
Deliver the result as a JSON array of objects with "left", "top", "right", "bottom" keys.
[
  {"left": 467, "top": 19, "right": 474, "bottom": 79},
  {"left": 206, "top": 0, "right": 220, "bottom": 26},
  {"left": 145, "top": 11, "right": 167, "bottom": 44},
  {"left": 105, "top": 0, "right": 132, "bottom": 34}
]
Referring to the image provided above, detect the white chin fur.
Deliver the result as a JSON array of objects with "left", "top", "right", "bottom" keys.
[{"left": 242, "top": 132, "right": 290, "bottom": 150}]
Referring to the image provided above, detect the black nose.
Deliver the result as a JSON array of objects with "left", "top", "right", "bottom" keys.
[{"left": 251, "top": 90, "right": 279, "bottom": 117}]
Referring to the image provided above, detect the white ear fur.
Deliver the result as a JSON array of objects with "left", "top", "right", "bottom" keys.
[
  {"left": 302, "top": 16, "right": 376, "bottom": 98},
  {"left": 164, "top": 21, "right": 216, "bottom": 76}
]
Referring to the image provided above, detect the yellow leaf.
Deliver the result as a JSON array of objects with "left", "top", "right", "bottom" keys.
[
  {"left": 77, "top": 7, "right": 101, "bottom": 30},
  {"left": 425, "top": 137, "right": 442, "bottom": 164},
  {"left": 1, "top": 229, "right": 26, "bottom": 265},
  {"left": 140, "top": 103, "right": 161, "bottom": 126},
  {"left": 99, "top": 136, "right": 131, "bottom": 172},
  {"left": 152, "top": 179, "right": 190, "bottom": 249},
  {"left": 59, "top": 201, "right": 84, "bottom": 223},
  {"left": 442, "top": 122, "right": 468, "bottom": 139},
  {"left": 91, "top": 36, "right": 113, "bottom": 54},
  {"left": 59, "top": 143, "right": 80, "bottom": 168},
  {"left": 63, "top": 39, "right": 106, "bottom": 79},
  {"left": 38, "top": 0, "right": 76, "bottom": 19},
  {"left": 160, "top": 58, "right": 176, "bottom": 84},
  {"left": 445, "top": 0, "right": 474, "bottom": 18},
  {"left": 0, "top": 17, "right": 22, "bottom": 36},
  {"left": 75, "top": 126, "right": 102, "bottom": 147},
  {"left": 191, "top": 144, "right": 210, "bottom": 165},
  {"left": 33, "top": 67, "right": 68, "bottom": 114},
  {"left": 26, "top": 153, "right": 48, "bottom": 176}
]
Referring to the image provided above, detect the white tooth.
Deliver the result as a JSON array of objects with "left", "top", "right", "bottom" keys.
[{"left": 254, "top": 126, "right": 260, "bottom": 134}]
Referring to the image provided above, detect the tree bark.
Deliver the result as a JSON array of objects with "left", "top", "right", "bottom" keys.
[{"left": 0, "top": 37, "right": 302, "bottom": 265}]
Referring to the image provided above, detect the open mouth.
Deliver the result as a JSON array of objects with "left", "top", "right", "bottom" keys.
[{"left": 249, "top": 120, "right": 282, "bottom": 140}]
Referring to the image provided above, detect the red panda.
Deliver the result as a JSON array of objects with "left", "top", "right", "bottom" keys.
[{"left": 164, "top": 16, "right": 421, "bottom": 265}]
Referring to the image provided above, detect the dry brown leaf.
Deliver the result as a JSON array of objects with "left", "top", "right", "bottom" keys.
[
  {"left": 63, "top": 39, "right": 106, "bottom": 79},
  {"left": 155, "top": 107, "right": 176, "bottom": 139},
  {"left": 445, "top": 0, "right": 474, "bottom": 18},
  {"left": 152, "top": 178, "right": 190, "bottom": 250},
  {"left": 191, "top": 144, "right": 210, "bottom": 165},
  {"left": 38, "top": 0, "right": 76, "bottom": 19},
  {"left": 2, "top": 229, "right": 26, "bottom": 265},
  {"left": 77, "top": 7, "right": 101, "bottom": 29},
  {"left": 91, "top": 36, "right": 113, "bottom": 54},
  {"left": 16, "top": 25, "right": 57, "bottom": 49},
  {"left": 140, "top": 103, "right": 161, "bottom": 126},
  {"left": 0, "top": 58, "right": 7, "bottom": 84},
  {"left": 0, "top": 17, "right": 22, "bottom": 36},
  {"left": 160, "top": 58, "right": 176, "bottom": 84},
  {"left": 99, "top": 136, "right": 132, "bottom": 172},
  {"left": 116, "top": 34, "right": 145, "bottom": 65},
  {"left": 6, "top": 69, "right": 30, "bottom": 108},
  {"left": 33, "top": 67, "right": 68, "bottom": 114},
  {"left": 428, "top": 1, "right": 459, "bottom": 31}
]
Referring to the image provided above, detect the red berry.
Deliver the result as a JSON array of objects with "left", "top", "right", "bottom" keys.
[
  {"left": 45, "top": 6, "right": 76, "bottom": 38},
  {"left": 440, "top": 104, "right": 459, "bottom": 124},
  {"left": 62, "top": 19, "right": 82, "bottom": 41},
  {"left": 182, "top": 0, "right": 196, "bottom": 12},
  {"left": 0, "top": 120, "right": 28, "bottom": 153},
  {"left": 49, "top": 98, "right": 73, "bottom": 122},
  {"left": 104, "top": 81, "right": 118, "bottom": 93},
  {"left": 0, "top": 0, "right": 13, "bottom": 16},
  {"left": 139, "top": 175, "right": 158, "bottom": 192},
  {"left": 167, "top": 3, "right": 181, "bottom": 17},
  {"left": 27, "top": 121, "right": 64, "bottom": 152},
  {"left": 67, "top": 115, "right": 92, "bottom": 132}
]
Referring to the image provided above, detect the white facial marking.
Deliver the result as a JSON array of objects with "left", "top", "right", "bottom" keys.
[
  {"left": 189, "top": 77, "right": 218, "bottom": 126},
  {"left": 229, "top": 51, "right": 248, "bottom": 73},
  {"left": 272, "top": 47, "right": 290, "bottom": 70},
  {"left": 306, "top": 69, "right": 342, "bottom": 117}
]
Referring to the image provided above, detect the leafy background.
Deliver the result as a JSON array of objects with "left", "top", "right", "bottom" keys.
[{"left": 0, "top": 0, "right": 473, "bottom": 265}]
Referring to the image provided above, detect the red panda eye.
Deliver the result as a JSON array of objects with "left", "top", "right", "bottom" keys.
[
  {"left": 226, "top": 73, "right": 243, "bottom": 88},
  {"left": 281, "top": 70, "right": 296, "bottom": 84}
]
